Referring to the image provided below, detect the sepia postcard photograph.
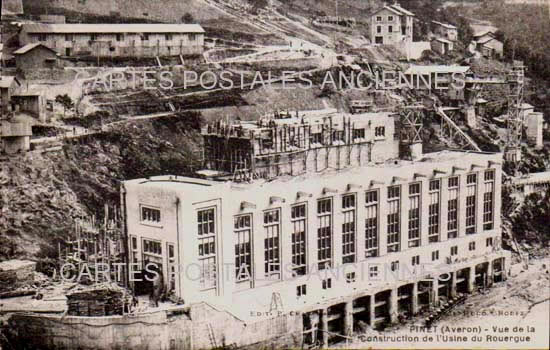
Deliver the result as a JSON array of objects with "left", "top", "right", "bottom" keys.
[{"left": 0, "top": 0, "right": 549, "bottom": 349}]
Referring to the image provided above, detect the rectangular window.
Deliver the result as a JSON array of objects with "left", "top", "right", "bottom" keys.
[
  {"left": 412, "top": 255, "right": 420, "bottom": 266},
  {"left": 466, "top": 174, "right": 477, "bottom": 235},
  {"left": 142, "top": 33, "right": 150, "bottom": 41},
  {"left": 377, "top": 25, "right": 382, "bottom": 33},
  {"left": 447, "top": 177, "right": 459, "bottom": 239},
  {"left": 322, "top": 278, "right": 332, "bottom": 289},
  {"left": 311, "top": 133, "right": 323, "bottom": 145},
  {"left": 369, "top": 265, "right": 378, "bottom": 278},
  {"left": 317, "top": 198, "right": 333, "bottom": 270},
  {"left": 143, "top": 239, "right": 162, "bottom": 255},
  {"left": 353, "top": 128, "right": 365, "bottom": 140},
  {"left": 451, "top": 246, "right": 458, "bottom": 256},
  {"left": 342, "top": 194, "right": 356, "bottom": 264},
  {"left": 428, "top": 180, "right": 440, "bottom": 243},
  {"left": 332, "top": 130, "right": 345, "bottom": 143},
  {"left": 141, "top": 206, "right": 161, "bottom": 223},
  {"left": 376, "top": 16, "right": 383, "bottom": 22},
  {"left": 90, "top": 34, "right": 97, "bottom": 41},
  {"left": 391, "top": 260, "right": 399, "bottom": 272},
  {"left": 65, "top": 34, "right": 73, "bottom": 42},
  {"left": 130, "top": 236, "right": 138, "bottom": 263},
  {"left": 469, "top": 241, "right": 476, "bottom": 251},
  {"left": 387, "top": 186, "right": 400, "bottom": 252},
  {"left": 116, "top": 34, "right": 123, "bottom": 42},
  {"left": 375, "top": 126, "right": 386, "bottom": 137},
  {"left": 486, "top": 237, "right": 493, "bottom": 247},
  {"left": 297, "top": 284, "right": 306, "bottom": 296},
  {"left": 165, "top": 34, "right": 173, "bottom": 41},
  {"left": 37, "top": 34, "right": 47, "bottom": 42},
  {"left": 234, "top": 215, "right": 252, "bottom": 281},
  {"left": 388, "top": 16, "right": 394, "bottom": 21},
  {"left": 264, "top": 209, "right": 281, "bottom": 278},
  {"left": 365, "top": 190, "right": 379, "bottom": 257},
  {"left": 167, "top": 243, "right": 176, "bottom": 292},
  {"left": 346, "top": 272, "right": 356, "bottom": 283},
  {"left": 483, "top": 170, "right": 495, "bottom": 230},
  {"left": 291, "top": 204, "right": 307, "bottom": 276},
  {"left": 432, "top": 250, "right": 439, "bottom": 261},
  {"left": 389, "top": 25, "right": 393, "bottom": 33},
  {"left": 198, "top": 208, "right": 216, "bottom": 290},
  {"left": 408, "top": 183, "right": 421, "bottom": 247},
  {"left": 189, "top": 34, "right": 196, "bottom": 41}
]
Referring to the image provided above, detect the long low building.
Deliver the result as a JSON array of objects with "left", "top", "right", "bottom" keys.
[{"left": 18, "top": 23, "right": 205, "bottom": 58}]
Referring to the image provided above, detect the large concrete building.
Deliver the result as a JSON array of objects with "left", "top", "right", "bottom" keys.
[
  {"left": 370, "top": 2, "right": 415, "bottom": 45},
  {"left": 18, "top": 23, "right": 205, "bottom": 58},
  {"left": 122, "top": 110, "right": 509, "bottom": 347}
]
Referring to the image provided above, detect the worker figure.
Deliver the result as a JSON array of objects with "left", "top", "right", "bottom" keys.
[{"left": 149, "top": 268, "right": 165, "bottom": 307}]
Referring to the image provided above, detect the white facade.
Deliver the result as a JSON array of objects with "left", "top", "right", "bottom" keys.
[{"left": 123, "top": 151, "right": 507, "bottom": 319}]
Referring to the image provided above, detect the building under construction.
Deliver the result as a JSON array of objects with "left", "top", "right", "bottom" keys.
[
  {"left": 200, "top": 110, "right": 398, "bottom": 181},
  {"left": 113, "top": 108, "right": 510, "bottom": 348}
]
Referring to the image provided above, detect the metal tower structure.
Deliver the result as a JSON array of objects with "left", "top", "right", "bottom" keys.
[{"left": 505, "top": 60, "right": 525, "bottom": 162}]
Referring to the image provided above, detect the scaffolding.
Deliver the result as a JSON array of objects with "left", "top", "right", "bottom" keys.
[
  {"left": 58, "top": 204, "right": 123, "bottom": 283},
  {"left": 505, "top": 60, "right": 525, "bottom": 162},
  {"left": 201, "top": 111, "right": 382, "bottom": 182}
]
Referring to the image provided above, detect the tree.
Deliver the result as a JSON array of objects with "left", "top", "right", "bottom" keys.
[
  {"left": 455, "top": 16, "right": 474, "bottom": 46},
  {"left": 55, "top": 94, "right": 74, "bottom": 117},
  {"left": 181, "top": 12, "right": 194, "bottom": 24}
]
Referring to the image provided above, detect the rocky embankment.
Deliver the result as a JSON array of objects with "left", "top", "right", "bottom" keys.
[{"left": 0, "top": 113, "right": 202, "bottom": 261}]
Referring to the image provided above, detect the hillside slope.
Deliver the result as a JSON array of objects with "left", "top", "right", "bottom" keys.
[
  {"left": 23, "top": 0, "right": 228, "bottom": 21},
  {"left": 0, "top": 113, "right": 202, "bottom": 261}
]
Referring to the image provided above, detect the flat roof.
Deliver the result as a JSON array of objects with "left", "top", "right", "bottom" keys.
[
  {"left": 514, "top": 171, "right": 550, "bottom": 186},
  {"left": 125, "top": 151, "right": 502, "bottom": 197},
  {"left": 203, "top": 110, "right": 395, "bottom": 138},
  {"left": 22, "top": 23, "right": 205, "bottom": 34},
  {"left": 405, "top": 65, "right": 471, "bottom": 75},
  {"left": 0, "top": 76, "right": 18, "bottom": 89}
]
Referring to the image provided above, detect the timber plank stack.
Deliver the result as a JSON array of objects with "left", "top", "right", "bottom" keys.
[{"left": 66, "top": 283, "right": 130, "bottom": 316}]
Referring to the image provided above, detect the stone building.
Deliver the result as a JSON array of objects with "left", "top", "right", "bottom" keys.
[
  {"left": 432, "top": 21, "right": 458, "bottom": 42},
  {"left": 19, "top": 23, "right": 205, "bottom": 58},
  {"left": 370, "top": 2, "right": 415, "bottom": 45},
  {"left": 13, "top": 43, "right": 59, "bottom": 70},
  {"left": 0, "top": 75, "right": 20, "bottom": 114},
  {"left": 0, "top": 116, "right": 32, "bottom": 154}
]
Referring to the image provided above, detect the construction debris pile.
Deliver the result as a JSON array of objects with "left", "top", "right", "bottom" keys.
[
  {"left": 0, "top": 260, "right": 38, "bottom": 298},
  {"left": 66, "top": 283, "right": 131, "bottom": 316}
]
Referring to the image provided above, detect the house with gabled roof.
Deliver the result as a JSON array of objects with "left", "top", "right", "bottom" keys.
[
  {"left": 472, "top": 31, "right": 503, "bottom": 59},
  {"left": 13, "top": 43, "right": 59, "bottom": 70},
  {"left": 370, "top": 2, "right": 415, "bottom": 45},
  {"left": 432, "top": 21, "right": 458, "bottom": 42}
]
